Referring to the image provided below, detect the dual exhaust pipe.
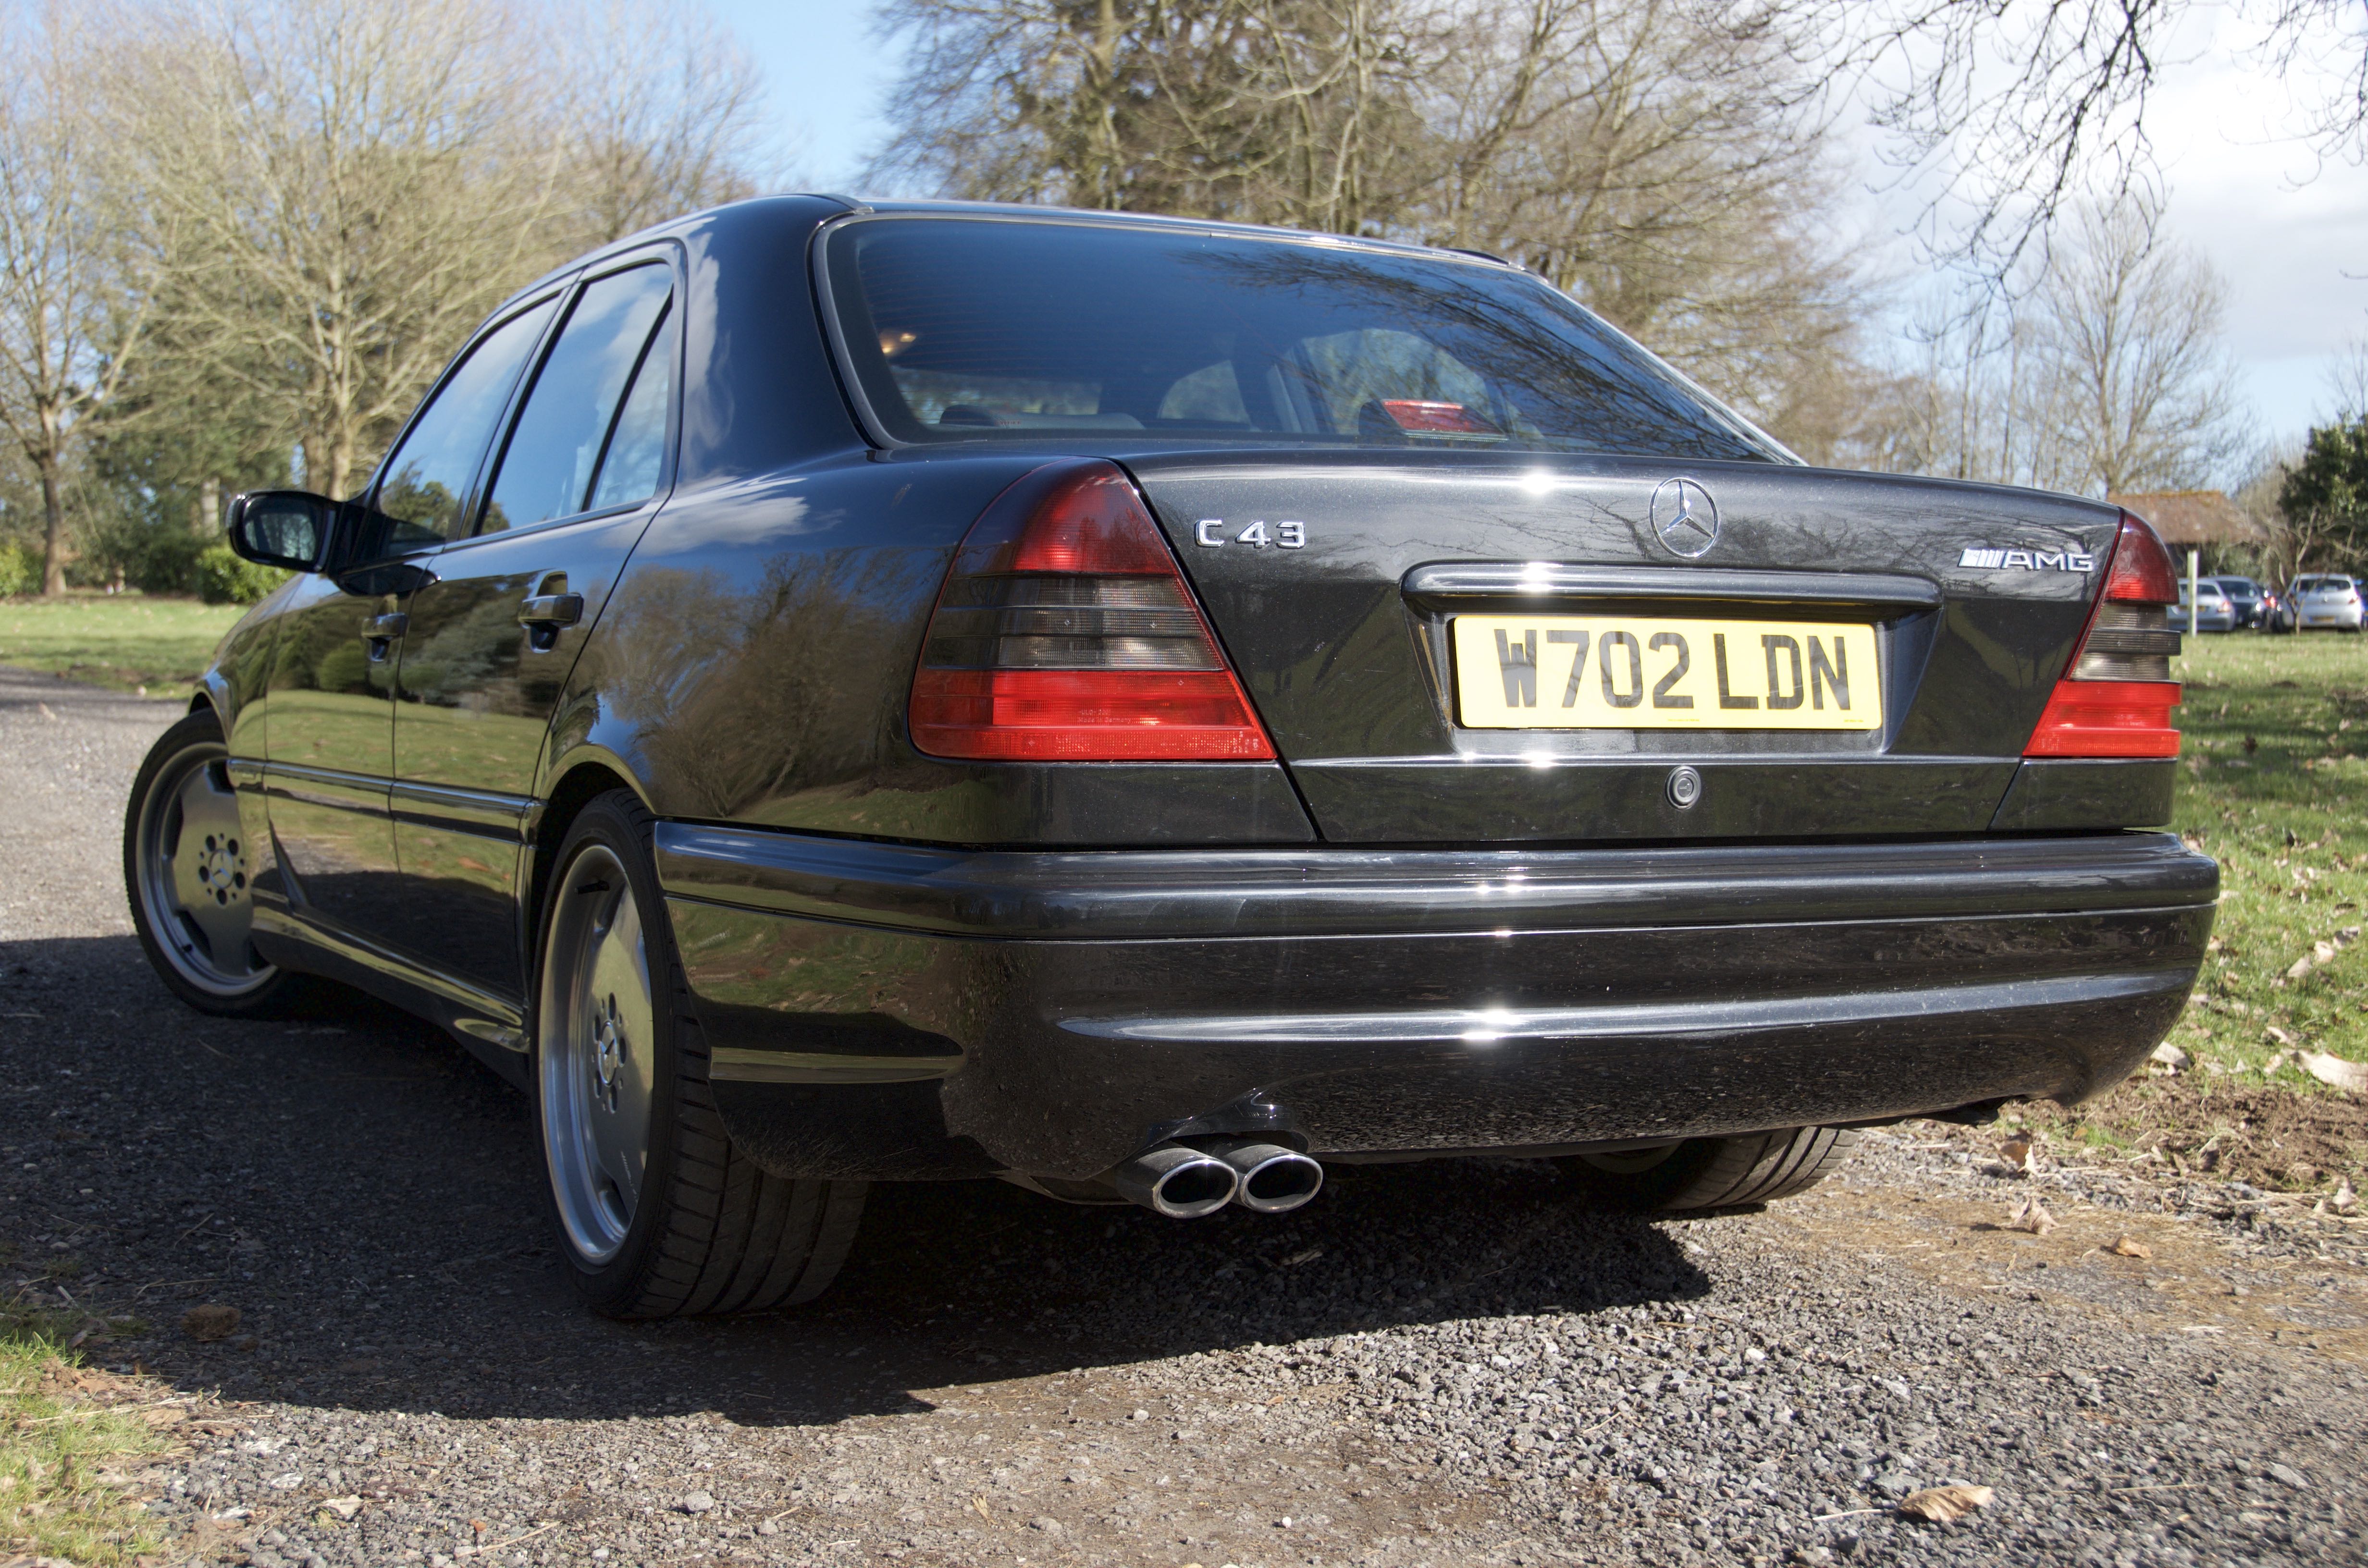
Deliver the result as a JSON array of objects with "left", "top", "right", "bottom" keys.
[{"left": 1109, "top": 1139, "right": 1323, "bottom": 1219}]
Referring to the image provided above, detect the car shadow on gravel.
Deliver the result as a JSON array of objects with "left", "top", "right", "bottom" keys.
[{"left": 6, "top": 932, "right": 1713, "bottom": 1432}]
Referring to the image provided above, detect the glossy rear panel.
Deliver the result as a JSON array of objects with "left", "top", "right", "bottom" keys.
[
  {"left": 1126, "top": 450, "right": 2130, "bottom": 841},
  {"left": 549, "top": 451, "right": 1317, "bottom": 845}
]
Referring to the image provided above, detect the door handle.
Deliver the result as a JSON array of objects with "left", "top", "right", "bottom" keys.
[
  {"left": 518, "top": 592, "right": 584, "bottom": 652},
  {"left": 362, "top": 611, "right": 408, "bottom": 662},
  {"left": 518, "top": 594, "right": 583, "bottom": 628}
]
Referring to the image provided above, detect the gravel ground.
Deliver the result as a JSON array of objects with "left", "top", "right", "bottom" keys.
[{"left": 3, "top": 666, "right": 2366, "bottom": 1568}]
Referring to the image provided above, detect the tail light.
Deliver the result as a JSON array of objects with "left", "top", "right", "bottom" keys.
[
  {"left": 908, "top": 461, "right": 1276, "bottom": 760},
  {"left": 2023, "top": 511, "right": 2182, "bottom": 758}
]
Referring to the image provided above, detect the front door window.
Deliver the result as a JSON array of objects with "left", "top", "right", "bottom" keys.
[{"left": 368, "top": 298, "right": 558, "bottom": 552}]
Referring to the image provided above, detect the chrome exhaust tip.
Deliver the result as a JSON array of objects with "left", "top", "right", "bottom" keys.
[
  {"left": 1209, "top": 1139, "right": 1324, "bottom": 1214},
  {"left": 1108, "top": 1144, "right": 1239, "bottom": 1219}
]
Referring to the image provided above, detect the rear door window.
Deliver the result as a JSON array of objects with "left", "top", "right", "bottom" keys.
[
  {"left": 821, "top": 217, "right": 1786, "bottom": 462},
  {"left": 586, "top": 301, "right": 678, "bottom": 513},
  {"left": 480, "top": 263, "right": 674, "bottom": 533}
]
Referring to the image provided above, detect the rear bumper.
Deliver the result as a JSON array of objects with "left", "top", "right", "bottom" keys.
[{"left": 656, "top": 826, "right": 2218, "bottom": 1180}]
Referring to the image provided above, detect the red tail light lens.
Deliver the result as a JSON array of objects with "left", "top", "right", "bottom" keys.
[
  {"left": 2025, "top": 512, "right": 2181, "bottom": 758},
  {"left": 908, "top": 461, "right": 1276, "bottom": 760}
]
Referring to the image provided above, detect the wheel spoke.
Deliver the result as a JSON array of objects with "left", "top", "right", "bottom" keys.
[
  {"left": 170, "top": 764, "right": 255, "bottom": 970},
  {"left": 585, "top": 893, "right": 655, "bottom": 1221}
]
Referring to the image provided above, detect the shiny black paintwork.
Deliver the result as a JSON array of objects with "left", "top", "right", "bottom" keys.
[
  {"left": 187, "top": 194, "right": 2215, "bottom": 1178},
  {"left": 654, "top": 828, "right": 2213, "bottom": 1178}
]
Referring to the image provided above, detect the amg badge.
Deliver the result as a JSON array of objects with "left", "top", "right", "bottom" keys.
[{"left": 1959, "top": 546, "right": 2096, "bottom": 572}]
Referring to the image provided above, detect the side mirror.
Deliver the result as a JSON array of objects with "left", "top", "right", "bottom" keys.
[{"left": 224, "top": 490, "right": 337, "bottom": 571}]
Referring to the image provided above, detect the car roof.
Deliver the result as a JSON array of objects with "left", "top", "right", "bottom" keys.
[
  {"left": 484, "top": 193, "right": 1526, "bottom": 322},
  {"left": 844, "top": 196, "right": 1527, "bottom": 270}
]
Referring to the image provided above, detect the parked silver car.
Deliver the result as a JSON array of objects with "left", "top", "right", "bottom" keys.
[
  {"left": 2169, "top": 579, "right": 2235, "bottom": 634},
  {"left": 2278, "top": 575, "right": 2366, "bottom": 633}
]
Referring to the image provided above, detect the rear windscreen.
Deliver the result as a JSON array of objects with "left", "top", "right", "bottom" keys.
[{"left": 820, "top": 217, "right": 1788, "bottom": 463}]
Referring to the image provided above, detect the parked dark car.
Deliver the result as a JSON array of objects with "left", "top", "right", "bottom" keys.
[
  {"left": 2210, "top": 575, "right": 2267, "bottom": 629},
  {"left": 125, "top": 197, "right": 2218, "bottom": 1318}
]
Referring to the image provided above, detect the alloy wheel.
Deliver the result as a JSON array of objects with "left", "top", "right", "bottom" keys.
[
  {"left": 131, "top": 737, "right": 274, "bottom": 998},
  {"left": 539, "top": 844, "right": 659, "bottom": 1266}
]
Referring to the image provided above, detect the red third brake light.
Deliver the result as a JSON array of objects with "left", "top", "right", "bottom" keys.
[
  {"left": 2024, "top": 511, "right": 2183, "bottom": 758},
  {"left": 908, "top": 461, "right": 1277, "bottom": 760}
]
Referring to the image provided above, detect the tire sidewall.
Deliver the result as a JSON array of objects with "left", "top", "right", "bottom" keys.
[
  {"left": 530, "top": 791, "right": 692, "bottom": 1314},
  {"left": 123, "top": 708, "right": 288, "bottom": 1015},
  {"left": 1561, "top": 1139, "right": 1726, "bottom": 1211}
]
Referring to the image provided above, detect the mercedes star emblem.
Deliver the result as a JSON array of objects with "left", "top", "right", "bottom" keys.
[{"left": 1650, "top": 477, "right": 1721, "bottom": 559}]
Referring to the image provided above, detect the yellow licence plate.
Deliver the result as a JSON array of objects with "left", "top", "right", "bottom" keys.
[{"left": 1451, "top": 615, "right": 1882, "bottom": 730}]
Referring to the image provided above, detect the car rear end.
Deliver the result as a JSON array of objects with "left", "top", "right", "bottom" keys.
[
  {"left": 2172, "top": 581, "right": 2234, "bottom": 634},
  {"left": 2292, "top": 575, "right": 2367, "bottom": 631},
  {"left": 664, "top": 208, "right": 2218, "bottom": 1198},
  {"left": 2214, "top": 576, "right": 2264, "bottom": 628}
]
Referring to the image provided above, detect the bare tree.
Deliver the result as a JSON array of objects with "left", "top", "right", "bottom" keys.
[
  {"left": 110, "top": 0, "right": 564, "bottom": 500},
  {"left": 2324, "top": 334, "right": 2368, "bottom": 422},
  {"left": 2033, "top": 196, "right": 2251, "bottom": 494},
  {"left": 870, "top": 0, "right": 1437, "bottom": 232},
  {"left": 555, "top": 0, "right": 777, "bottom": 248},
  {"left": 0, "top": 4, "right": 151, "bottom": 594},
  {"left": 1411, "top": 0, "right": 1856, "bottom": 439},
  {"left": 1820, "top": 0, "right": 2368, "bottom": 274},
  {"left": 1870, "top": 195, "right": 2249, "bottom": 494}
]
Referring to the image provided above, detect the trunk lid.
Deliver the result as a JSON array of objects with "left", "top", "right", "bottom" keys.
[{"left": 1126, "top": 449, "right": 2120, "bottom": 843}]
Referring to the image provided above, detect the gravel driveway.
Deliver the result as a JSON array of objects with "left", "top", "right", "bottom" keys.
[{"left": 3, "top": 665, "right": 2365, "bottom": 1568}]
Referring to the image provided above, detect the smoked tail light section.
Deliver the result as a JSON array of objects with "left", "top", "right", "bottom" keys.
[
  {"left": 908, "top": 461, "right": 1276, "bottom": 760},
  {"left": 2025, "top": 511, "right": 2183, "bottom": 758}
]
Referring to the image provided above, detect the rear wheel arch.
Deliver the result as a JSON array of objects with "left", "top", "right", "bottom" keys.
[{"left": 527, "top": 759, "right": 653, "bottom": 954}]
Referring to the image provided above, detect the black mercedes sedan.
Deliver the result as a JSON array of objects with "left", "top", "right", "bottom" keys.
[{"left": 125, "top": 196, "right": 2217, "bottom": 1318}]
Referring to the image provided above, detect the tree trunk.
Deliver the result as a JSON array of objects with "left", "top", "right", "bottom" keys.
[{"left": 37, "top": 447, "right": 65, "bottom": 597}]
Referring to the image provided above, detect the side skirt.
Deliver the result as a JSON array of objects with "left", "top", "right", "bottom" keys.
[{"left": 251, "top": 902, "right": 532, "bottom": 1092}]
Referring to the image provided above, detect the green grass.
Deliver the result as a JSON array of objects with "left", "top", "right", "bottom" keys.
[
  {"left": 0, "top": 593, "right": 247, "bottom": 696},
  {"left": 0, "top": 1283, "right": 168, "bottom": 1566},
  {"left": 2167, "top": 629, "right": 2368, "bottom": 1078}
]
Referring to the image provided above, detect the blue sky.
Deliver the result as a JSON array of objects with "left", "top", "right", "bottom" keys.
[
  {"left": 705, "top": 0, "right": 896, "bottom": 192},
  {"left": 713, "top": 0, "right": 2368, "bottom": 458}
]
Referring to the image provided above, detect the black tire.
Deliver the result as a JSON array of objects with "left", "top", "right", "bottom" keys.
[
  {"left": 1560, "top": 1126, "right": 1859, "bottom": 1212},
  {"left": 123, "top": 708, "right": 322, "bottom": 1018},
  {"left": 531, "top": 790, "right": 867, "bottom": 1319}
]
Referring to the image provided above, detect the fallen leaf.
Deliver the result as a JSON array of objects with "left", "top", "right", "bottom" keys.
[
  {"left": 1898, "top": 1483, "right": 1994, "bottom": 1523},
  {"left": 2284, "top": 956, "right": 2314, "bottom": 981},
  {"left": 321, "top": 1496, "right": 362, "bottom": 1521},
  {"left": 2005, "top": 1197, "right": 2056, "bottom": 1236},
  {"left": 2267, "top": 1026, "right": 2297, "bottom": 1048},
  {"left": 2149, "top": 1042, "right": 2190, "bottom": 1071},
  {"left": 2104, "top": 1235, "right": 2152, "bottom": 1259},
  {"left": 2299, "top": 1051, "right": 2367, "bottom": 1093},
  {"left": 2335, "top": 1177, "right": 2358, "bottom": 1214},
  {"left": 1998, "top": 1134, "right": 2033, "bottom": 1173}
]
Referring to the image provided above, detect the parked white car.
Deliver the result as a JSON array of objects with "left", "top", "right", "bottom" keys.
[{"left": 2279, "top": 575, "right": 2366, "bottom": 633}]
